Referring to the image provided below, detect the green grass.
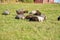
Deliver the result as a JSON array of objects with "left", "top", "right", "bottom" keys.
[{"left": 0, "top": 3, "right": 60, "bottom": 40}]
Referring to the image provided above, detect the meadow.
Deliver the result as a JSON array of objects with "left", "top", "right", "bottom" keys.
[{"left": 0, "top": 3, "right": 60, "bottom": 40}]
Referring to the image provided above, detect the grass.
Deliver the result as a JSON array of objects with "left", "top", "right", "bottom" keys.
[{"left": 0, "top": 3, "right": 60, "bottom": 40}]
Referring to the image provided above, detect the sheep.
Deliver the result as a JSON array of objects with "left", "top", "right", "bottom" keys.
[
  {"left": 25, "top": 15, "right": 38, "bottom": 21},
  {"left": 25, "top": 14, "right": 33, "bottom": 19},
  {"left": 25, "top": 14, "right": 46, "bottom": 22},
  {"left": 29, "top": 16, "right": 45, "bottom": 22},
  {"left": 2, "top": 9, "right": 10, "bottom": 15},
  {"left": 29, "top": 16, "right": 39, "bottom": 21},
  {"left": 40, "top": 14, "right": 47, "bottom": 20},
  {"left": 25, "top": 10, "right": 47, "bottom": 22},
  {"left": 58, "top": 16, "right": 60, "bottom": 21},
  {"left": 36, "top": 16, "right": 45, "bottom": 22},
  {"left": 29, "top": 10, "right": 41, "bottom": 16},
  {"left": 16, "top": 9, "right": 28, "bottom": 15},
  {"left": 15, "top": 14, "right": 25, "bottom": 19},
  {"left": 15, "top": 9, "right": 28, "bottom": 19}
]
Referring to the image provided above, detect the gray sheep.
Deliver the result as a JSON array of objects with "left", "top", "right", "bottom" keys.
[{"left": 2, "top": 9, "right": 10, "bottom": 15}]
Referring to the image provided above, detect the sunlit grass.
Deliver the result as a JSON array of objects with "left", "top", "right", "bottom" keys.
[{"left": 0, "top": 3, "right": 60, "bottom": 40}]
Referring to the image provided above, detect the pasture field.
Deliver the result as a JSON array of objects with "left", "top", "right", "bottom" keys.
[{"left": 0, "top": 3, "right": 60, "bottom": 40}]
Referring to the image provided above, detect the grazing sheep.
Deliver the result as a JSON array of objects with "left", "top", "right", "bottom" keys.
[
  {"left": 2, "top": 9, "right": 10, "bottom": 15},
  {"left": 58, "top": 16, "right": 60, "bottom": 21},
  {"left": 30, "top": 10, "right": 41, "bottom": 16}
]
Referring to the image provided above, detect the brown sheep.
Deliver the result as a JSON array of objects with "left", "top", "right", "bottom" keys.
[
  {"left": 15, "top": 9, "right": 28, "bottom": 19},
  {"left": 16, "top": 9, "right": 28, "bottom": 15}
]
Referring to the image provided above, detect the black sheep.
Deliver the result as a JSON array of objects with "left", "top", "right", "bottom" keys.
[
  {"left": 25, "top": 15, "right": 45, "bottom": 22},
  {"left": 25, "top": 15, "right": 38, "bottom": 21},
  {"left": 29, "top": 16, "right": 39, "bottom": 21},
  {"left": 58, "top": 16, "right": 60, "bottom": 21},
  {"left": 29, "top": 16, "right": 45, "bottom": 22},
  {"left": 25, "top": 14, "right": 33, "bottom": 19}
]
